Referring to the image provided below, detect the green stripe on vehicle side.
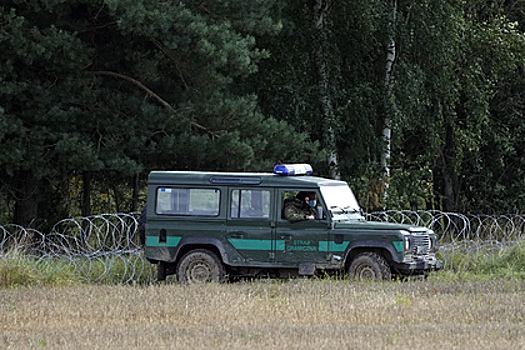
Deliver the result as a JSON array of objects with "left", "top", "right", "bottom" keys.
[
  {"left": 393, "top": 241, "right": 404, "bottom": 252},
  {"left": 228, "top": 240, "right": 350, "bottom": 252},
  {"left": 228, "top": 239, "right": 273, "bottom": 250},
  {"left": 319, "top": 241, "right": 349, "bottom": 252},
  {"left": 146, "top": 236, "right": 181, "bottom": 247}
]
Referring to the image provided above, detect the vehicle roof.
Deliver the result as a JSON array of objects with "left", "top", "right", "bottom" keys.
[{"left": 148, "top": 171, "right": 347, "bottom": 188}]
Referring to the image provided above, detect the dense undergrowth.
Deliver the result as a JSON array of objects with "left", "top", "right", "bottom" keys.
[{"left": 1, "top": 241, "right": 524, "bottom": 289}]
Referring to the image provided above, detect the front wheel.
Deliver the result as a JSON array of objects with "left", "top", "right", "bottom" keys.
[
  {"left": 176, "top": 249, "right": 226, "bottom": 284},
  {"left": 348, "top": 252, "right": 391, "bottom": 281}
]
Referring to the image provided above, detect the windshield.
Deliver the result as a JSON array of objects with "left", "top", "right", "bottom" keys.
[{"left": 320, "top": 184, "right": 363, "bottom": 221}]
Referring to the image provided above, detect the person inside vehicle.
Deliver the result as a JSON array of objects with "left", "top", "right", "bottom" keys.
[{"left": 283, "top": 191, "right": 317, "bottom": 223}]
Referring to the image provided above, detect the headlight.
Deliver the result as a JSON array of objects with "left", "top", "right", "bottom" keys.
[
  {"left": 401, "top": 230, "right": 410, "bottom": 252},
  {"left": 430, "top": 235, "right": 438, "bottom": 252}
]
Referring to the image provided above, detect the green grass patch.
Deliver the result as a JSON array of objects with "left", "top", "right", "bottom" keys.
[
  {"left": 477, "top": 241, "right": 525, "bottom": 278},
  {"left": 2, "top": 240, "right": 524, "bottom": 289},
  {"left": 432, "top": 241, "right": 525, "bottom": 281},
  {"left": 0, "top": 251, "right": 80, "bottom": 288},
  {"left": 74, "top": 254, "right": 155, "bottom": 285},
  {"left": 0, "top": 252, "right": 155, "bottom": 289}
]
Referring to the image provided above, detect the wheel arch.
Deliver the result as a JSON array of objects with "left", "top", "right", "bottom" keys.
[
  {"left": 174, "top": 238, "right": 229, "bottom": 267},
  {"left": 343, "top": 240, "right": 398, "bottom": 271}
]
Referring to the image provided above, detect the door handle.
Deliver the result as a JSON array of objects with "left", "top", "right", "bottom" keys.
[
  {"left": 159, "top": 229, "right": 167, "bottom": 243},
  {"left": 229, "top": 233, "right": 245, "bottom": 239},
  {"left": 280, "top": 235, "right": 293, "bottom": 241}
]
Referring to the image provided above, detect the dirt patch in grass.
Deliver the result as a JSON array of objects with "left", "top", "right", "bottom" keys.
[{"left": 1, "top": 279, "right": 524, "bottom": 349}]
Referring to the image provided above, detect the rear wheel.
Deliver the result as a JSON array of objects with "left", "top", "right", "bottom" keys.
[
  {"left": 176, "top": 249, "right": 226, "bottom": 284},
  {"left": 348, "top": 252, "right": 391, "bottom": 281}
]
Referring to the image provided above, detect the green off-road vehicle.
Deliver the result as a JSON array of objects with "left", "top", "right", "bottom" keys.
[{"left": 142, "top": 164, "right": 441, "bottom": 283}]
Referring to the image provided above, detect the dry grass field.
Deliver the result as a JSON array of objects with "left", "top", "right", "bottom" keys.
[{"left": 1, "top": 278, "right": 524, "bottom": 350}]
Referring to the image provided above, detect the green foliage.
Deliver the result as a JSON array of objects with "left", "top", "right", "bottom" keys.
[
  {"left": 0, "top": 0, "right": 524, "bottom": 225},
  {"left": 392, "top": 0, "right": 525, "bottom": 212},
  {"left": 253, "top": 0, "right": 524, "bottom": 213},
  {"left": 387, "top": 164, "right": 435, "bottom": 210},
  {"left": 0, "top": 0, "right": 320, "bottom": 226},
  {"left": 0, "top": 252, "right": 80, "bottom": 288},
  {"left": 0, "top": 252, "right": 156, "bottom": 288},
  {"left": 433, "top": 241, "right": 525, "bottom": 280},
  {"left": 477, "top": 241, "right": 525, "bottom": 278}
]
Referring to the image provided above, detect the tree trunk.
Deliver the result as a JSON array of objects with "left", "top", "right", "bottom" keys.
[
  {"left": 381, "top": 0, "right": 397, "bottom": 194},
  {"left": 81, "top": 172, "right": 92, "bottom": 247},
  {"left": 131, "top": 173, "right": 139, "bottom": 213},
  {"left": 438, "top": 122, "right": 460, "bottom": 212},
  {"left": 112, "top": 184, "right": 120, "bottom": 213},
  {"left": 13, "top": 170, "right": 39, "bottom": 228},
  {"left": 313, "top": 0, "right": 340, "bottom": 180},
  {"left": 81, "top": 172, "right": 92, "bottom": 217}
]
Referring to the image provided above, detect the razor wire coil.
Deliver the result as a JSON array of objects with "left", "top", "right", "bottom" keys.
[{"left": 1, "top": 211, "right": 523, "bottom": 284}]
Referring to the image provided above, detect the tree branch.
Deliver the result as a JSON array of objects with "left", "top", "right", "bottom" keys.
[
  {"left": 147, "top": 36, "right": 189, "bottom": 91},
  {"left": 87, "top": 70, "right": 217, "bottom": 138}
]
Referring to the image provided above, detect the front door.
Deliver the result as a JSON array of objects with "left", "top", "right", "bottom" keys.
[{"left": 274, "top": 189, "right": 328, "bottom": 267}]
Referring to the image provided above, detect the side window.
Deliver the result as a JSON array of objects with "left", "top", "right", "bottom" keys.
[
  {"left": 156, "top": 188, "right": 220, "bottom": 216},
  {"left": 281, "top": 189, "right": 324, "bottom": 221},
  {"left": 231, "top": 189, "right": 270, "bottom": 219}
]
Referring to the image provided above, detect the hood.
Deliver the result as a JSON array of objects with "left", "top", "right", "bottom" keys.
[{"left": 333, "top": 220, "right": 429, "bottom": 233}]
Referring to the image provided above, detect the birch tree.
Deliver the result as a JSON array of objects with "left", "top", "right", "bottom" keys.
[{"left": 380, "top": 0, "right": 397, "bottom": 190}]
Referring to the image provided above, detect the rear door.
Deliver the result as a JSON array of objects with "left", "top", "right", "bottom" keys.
[
  {"left": 225, "top": 187, "right": 274, "bottom": 266},
  {"left": 145, "top": 186, "right": 224, "bottom": 262}
]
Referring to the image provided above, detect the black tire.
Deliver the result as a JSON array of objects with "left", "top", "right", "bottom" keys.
[
  {"left": 176, "top": 249, "right": 226, "bottom": 284},
  {"left": 348, "top": 252, "right": 391, "bottom": 281}
]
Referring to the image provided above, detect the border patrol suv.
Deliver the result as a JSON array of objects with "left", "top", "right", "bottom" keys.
[{"left": 143, "top": 164, "right": 441, "bottom": 283}]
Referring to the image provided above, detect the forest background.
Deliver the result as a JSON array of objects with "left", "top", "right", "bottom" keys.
[{"left": 1, "top": 0, "right": 524, "bottom": 231}]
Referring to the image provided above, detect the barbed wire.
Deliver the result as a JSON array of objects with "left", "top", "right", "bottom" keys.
[
  {"left": 1, "top": 211, "right": 523, "bottom": 284},
  {"left": 368, "top": 210, "right": 524, "bottom": 273}
]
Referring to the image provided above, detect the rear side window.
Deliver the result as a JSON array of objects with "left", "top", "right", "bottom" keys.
[
  {"left": 231, "top": 189, "right": 270, "bottom": 219},
  {"left": 156, "top": 188, "right": 220, "bottom": 216}
]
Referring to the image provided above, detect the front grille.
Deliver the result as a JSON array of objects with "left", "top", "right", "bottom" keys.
[{"left": 412, "top": 235, "right": 430, "bottom": 254}]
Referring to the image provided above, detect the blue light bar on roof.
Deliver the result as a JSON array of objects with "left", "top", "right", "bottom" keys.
[{"left": 273, "top": 164, "right": 313, "bottom": 176}]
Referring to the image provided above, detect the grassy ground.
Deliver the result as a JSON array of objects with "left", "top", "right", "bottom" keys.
[{"left": 1, "top": 277, "right": 524, "bottom": 350}]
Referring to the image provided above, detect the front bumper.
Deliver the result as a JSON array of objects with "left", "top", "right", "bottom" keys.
[{"left": 393, "top": 255, "right": 443, "bottom": 274}]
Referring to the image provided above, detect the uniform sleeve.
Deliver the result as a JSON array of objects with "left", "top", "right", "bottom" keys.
[{"left": 284, "top": 202, "right": 306, "bottom": 223}]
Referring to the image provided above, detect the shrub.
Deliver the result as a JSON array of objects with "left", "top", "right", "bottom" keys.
[{"left": 477, "top": 241, "right": 525, "bottom": 278}]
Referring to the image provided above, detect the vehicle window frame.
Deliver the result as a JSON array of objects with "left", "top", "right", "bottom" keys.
[
  {"left": 230, "top": 188, "right": 271, "bottom": 220},
  {"left": 155, "top": 186, "right": 221, "bottom": 217},
  {"left": 278, "top": 188, "right": 324, "bottom": 222}
]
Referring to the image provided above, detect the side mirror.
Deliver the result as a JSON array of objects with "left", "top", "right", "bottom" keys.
[{"left": 315, "top": 206, "right": 324, "bottom": 220}]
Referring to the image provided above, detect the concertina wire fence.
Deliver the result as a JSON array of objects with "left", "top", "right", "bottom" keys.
[{"left": 1, "top": 210, "right": 524, "bottom": 285}]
